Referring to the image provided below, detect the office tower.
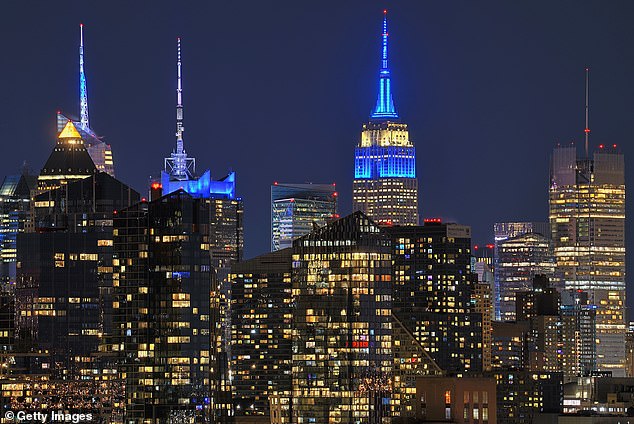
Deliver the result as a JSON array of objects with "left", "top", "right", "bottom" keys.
[
  {"left": 559, "top": 290, "right": 596, "bottom": 381},
  {"left": 57, "top": 25, "right": 115, "bottom": 177},
  {"left": 37, "top": 120, "right": 98, "bottom": 192},
  {"left": 16, "top": 172, "right": 138, "bottom": 360},
  {"left": 292, "top": 212, "right": 392, "bottom": 423},
  {"left": 387, "top": 219, "right": 483, "bottom": 374},
  {"left": 229, "top": 248, "right": 293, "bottom": 418},
  {"left": 495, "top": 228, "right": 555, "bottom": 321},
  {"left": 414, "top": 376, "right": 497, "bottom": 423},
  {"left": 270, "top": 182, "right": 337, "bottom": 251},
  {"left": 352, "top": 11, "right": 418, "bottom": 225},
  {"left": 0, "top": 172, "right": 37, "bottom": 285},
  {"left": 113, "top": 190, "right": 213, "bottom": 422},
  {"left": 550, "top": 145, "right": 625, "bottom": 375},
  {"left": 493, "top": 222, "right": 550, "bottom": 320}
]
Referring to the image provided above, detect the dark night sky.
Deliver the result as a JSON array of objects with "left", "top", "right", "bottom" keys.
[{"left": 3, "top": 1, "right": 634, "bottom": 310}]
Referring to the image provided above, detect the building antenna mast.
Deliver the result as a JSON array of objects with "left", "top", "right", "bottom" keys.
[
  {"left": 79, "top": 24, "right": 90, "bottom": 130},
  {"left": 584, "top": 67, "right": 590, "bottom": 158}
]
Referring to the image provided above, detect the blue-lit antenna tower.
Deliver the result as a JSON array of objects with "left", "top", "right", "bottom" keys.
[
  {"left": 165, "top": 38, "right": 195, "bottom": 181},
  {"left": 371, "top": 10, "right": 398, "bottom": 119},
  {"left": 79, "top": 24, "right": 90, "bottom": 130}
]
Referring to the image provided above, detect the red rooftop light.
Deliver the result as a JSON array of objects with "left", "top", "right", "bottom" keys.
[
  {"left": 599, "top": 144, "right": 604, "bottom": 149},
  {"left": 151, "top": 182, "right": 162, "bottom": 190},
  {"left": 423, "top": 218, "right": 442, "bottom": 223}
]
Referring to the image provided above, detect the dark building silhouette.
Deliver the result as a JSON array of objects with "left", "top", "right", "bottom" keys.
[
  {"left": 113, "top": 190, "right": 216, "bottom": 422},
  {"left": 386, "top": 219, "right": 483, "bottom": 374}
]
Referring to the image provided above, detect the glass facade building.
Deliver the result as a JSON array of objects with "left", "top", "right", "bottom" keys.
[
  {"left": 352, "top": 12, "right": 418, "bottom": 226},
  {"left": 113, "top": 190, "right": 216, "bottom": 422},
  {"left": 271, "top": 183, "right": 337, "bottom": 251},
  {"left": 291, "top": 212, "right": 393, "bottom": 423},
  {"left": 549, "top": 146, "right": 626, "bottom": 375},
  {"left": 496, "top": 232, "right": 555, "bottom": 322}
]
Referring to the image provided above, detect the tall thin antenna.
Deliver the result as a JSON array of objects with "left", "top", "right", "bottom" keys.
[
  {"left": 79, "top": 24, "right": 90, "bottom": 130},
  {"left": 584, "top": 67, "right": 590, "bottom": 158},
  {"left": 164, "top": 37, "right": 194, "bottom": 181},
  {"left": 176, "top": 37, "right": 184, "bottom": 146}
]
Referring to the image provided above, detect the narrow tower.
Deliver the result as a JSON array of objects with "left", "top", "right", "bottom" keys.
[
  {"left": 57, "top": 24, "right": 115, "bottom": 177},
  {"left": 352, "top": 10, "right": 418, "bottom": 225},
  {"left": 164, "top": 38, "right": 195, "bottom": 181},
  {"left": 79, "top": 23, "right": 89, "bottom": 130}
]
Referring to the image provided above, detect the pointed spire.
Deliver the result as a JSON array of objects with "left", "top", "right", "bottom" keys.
[
  {"left": 176, "top": 37, "right": 184, "bottom": 148},
  {"left": 79, "top": 24, "right": 90, "bottom": 130},
  {"left": 165, "top": 37, "right": 194, "bottom": 181},
  {"left": 584, "top": 67, "right": 590, "bottom": 158},
  {"left": 371, "top": 10, "right": 398, "bottom": 120}
]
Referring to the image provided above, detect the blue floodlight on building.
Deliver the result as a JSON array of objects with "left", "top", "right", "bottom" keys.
[{"left": 371, "top": 10, "right": 398, "bottom": 119}]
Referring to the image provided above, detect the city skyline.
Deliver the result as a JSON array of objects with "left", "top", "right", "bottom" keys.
[{"left": 2, "top": 2, "right": 634, "bottom": 303}]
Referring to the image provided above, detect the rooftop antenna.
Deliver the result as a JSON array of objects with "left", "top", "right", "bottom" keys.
[
  {"left": 371, "top": 9, "right": 398, "bottom": 119},
  {"left": 584, "top": 67, "right": 590, "bottom": 158},
  {"left": 79, "top": 24, "right": 90, "bottom": 130},
  {"left": 164, "top": 37, "right": 195, "bottom": 180}
]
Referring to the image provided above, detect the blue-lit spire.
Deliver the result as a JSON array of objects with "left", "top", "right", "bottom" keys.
[
  {"left": 79, "top": 24, "right": 90, "bottom": 129},
  {"left": 371, "top": 10, "right": 398, "bottom": 120}
]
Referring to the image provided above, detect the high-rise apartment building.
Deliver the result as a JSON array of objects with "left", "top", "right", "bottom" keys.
[
  {"left": 494, "top": 223, "right": 555, "bottom": 321},
  {"left": 271, "top": 182, "right": 337, "bottom": 251},
  {"left": 140, "top": 38, "right": 242, "bottom": 422},
  {"left": 113, "top": 190, "right": 214, "bottom": 422},
  {"left": 550, "top": 145, "right": 625, "bottom": 375},
  {"left": 352, "top": 11, "right": 418, "bottom": 225},
  {"left": 229, "top": 248, "right": 293, "bottom": 417},
  {"left": 291, "top": 212, "right": 393, "bottom": 422},
  {"left": 387, "top": 219, "right": 483, "bottom": 374}
]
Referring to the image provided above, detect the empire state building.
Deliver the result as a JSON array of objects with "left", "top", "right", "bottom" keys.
[{"left": 353, "top": 10, "right": 418, "bottom": 225}]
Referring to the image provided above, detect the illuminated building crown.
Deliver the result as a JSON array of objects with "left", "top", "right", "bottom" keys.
[{"left": 371, "top": 10, "right": 398, "bottom": 120}]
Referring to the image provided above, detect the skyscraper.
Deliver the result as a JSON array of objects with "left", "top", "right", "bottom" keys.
[
  {"left": 57, "top": 25, "right": 115, "bottom": 177},
  {"left": 37, "top": 120, "right": 98, "bottom": 193},
  {"left": 496, "top": 232, "right": 556, "bottom": 322},
  {"left": 271, "top": 182, "right": 337, "bottom": 251},
  {"left": 493, "top": 222, "right": 553, "bottom": 321},
  {"left": 113, "top": 191, "right": 213, "bottom": 422},
  {"left": 292, "top": 212, "right": 393, "bottom": 422},
  {"left": 146, "top": 38, "right": 242, "bottom": 422},
  {"left": 229, "top": 248, "right": 293, "bottom": 418},
  {"left": 550, "top": 144, "right": 625, "bottom": 375},
  {"left": 387, "top": 219, "right": 483, "bottom": 374},
  {"left": 352, "top": 11, "right": 418, "bottom": 226}
]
